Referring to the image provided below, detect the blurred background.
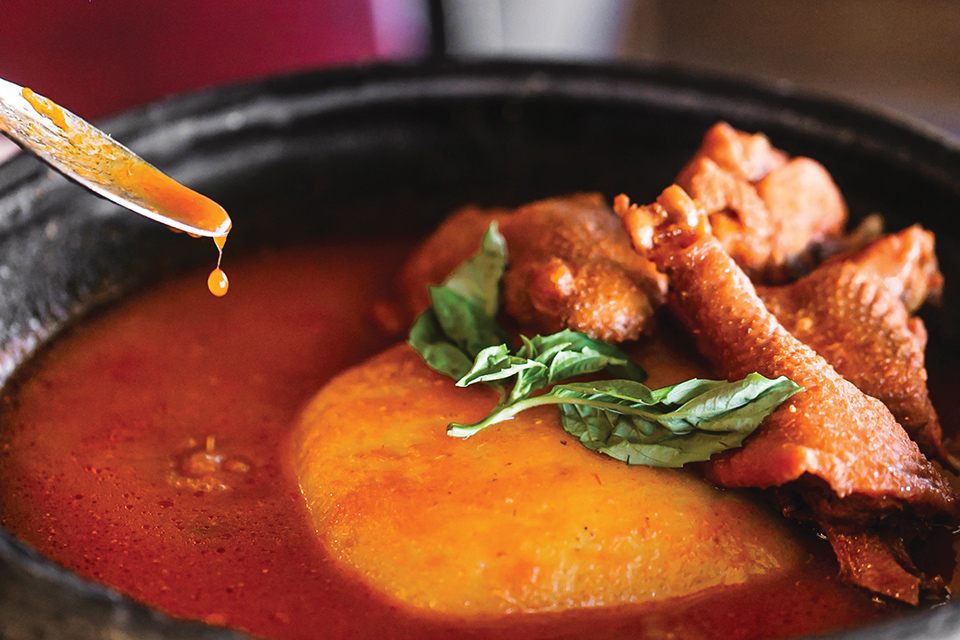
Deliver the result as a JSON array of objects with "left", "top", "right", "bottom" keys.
[{"left": 1, "top": 0, "right": 959, "bottom": 161}]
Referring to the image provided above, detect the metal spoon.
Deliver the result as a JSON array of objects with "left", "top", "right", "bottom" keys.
[{"left": 0, "top": 77, "right": 230, "bottom": 237}]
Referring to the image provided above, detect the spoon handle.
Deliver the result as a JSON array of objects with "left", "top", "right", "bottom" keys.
[{"left": 0, "top": 78, "right": 230, "bottom": 237}]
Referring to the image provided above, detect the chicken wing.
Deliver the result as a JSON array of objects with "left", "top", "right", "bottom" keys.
[
  {"left": 616, "top": 186, "right": 958, "bottom": 603},
  {"left": 757, "top": 226, "right": 955, "bottom": 469}
]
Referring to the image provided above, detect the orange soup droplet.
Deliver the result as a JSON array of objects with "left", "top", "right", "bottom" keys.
[
  {"left": 207, "top": 234, "right": 229, "bottom": 296},
  {"left": 207, "top": 268, "right": 229, "bottom": 297}
]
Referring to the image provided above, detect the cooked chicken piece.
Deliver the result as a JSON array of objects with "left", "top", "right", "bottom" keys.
[
  {"left": 822, "top": 525, "right": 927, "bottom": 605},
  {"left": 688, "top": 120, "right": 790, "bottom": 180},
  {"left": 676, "top": 122, "right": 847, "bottom": 280},
  {"left": 840, "top": 224, "right": 943, "bottom": 313},
  {"left": 757, "top": 226, "right": 955, "bottom": 470},
  {"left": 616, "top": 186, "right": 958, "bottom": 603},
  {"left": 401, "top": 194, "right": 667, "bottom": 342}
]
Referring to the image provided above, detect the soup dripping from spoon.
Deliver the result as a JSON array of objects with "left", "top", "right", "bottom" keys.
[{"left": 0, "top": 77, "right": 231, "bottom": 296}]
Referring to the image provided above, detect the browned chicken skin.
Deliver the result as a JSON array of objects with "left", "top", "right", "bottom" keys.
[
  {"left": 676, "top": 122, "right": 847, "bottom": 280},
  {"left": 757, "top": 226, "right": 955, "bottom": 470},
  {"left": 840, "top": 224, "right": 943, "bottom": 313},
  {"left": 401, "top": 193, "right": 667, "bottom": 342},
  {"left": 616, "top": 186, "right": 958, "bottom": 603}
]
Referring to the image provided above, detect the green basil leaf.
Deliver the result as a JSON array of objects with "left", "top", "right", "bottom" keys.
[
  {"left": 408, "top": 309, "right": 477, "bottom": 380},
  {"left": 442, "top": 221, "right": 507, "bottom": 317},
  {"left": 457, "top": 329, "right": 647, "bottom": 404},
  {"left": 447, "top": 374, "right": 801, "bottom": 467},
  {"left": 520, "top": 330, "right": 647, "bottom": 383},
  {"left": 408, "top": 224, "right": 509, "bottom": 379},
  {"left": 457, "top": 345, "right": 546, "bottom": 387},
  {"left": 428, "top": 286, "right": 509, "bottom": 359},
  {"left": 554, "top": 375, "right": 802, "bottom": 467}
]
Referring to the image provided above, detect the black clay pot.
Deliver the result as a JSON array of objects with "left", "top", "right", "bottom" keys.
[{"left": 1, "top": 60, "right": 960, "bottom": 640}]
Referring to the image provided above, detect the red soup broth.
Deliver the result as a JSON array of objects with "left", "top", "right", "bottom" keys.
[{"left": 0, "top": 240, "right": 911, "bottom": 640}]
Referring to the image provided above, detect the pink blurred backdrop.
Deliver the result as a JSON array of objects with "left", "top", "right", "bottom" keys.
[{"left": 0, "top": 0, "right": 430, "bottom": 119}]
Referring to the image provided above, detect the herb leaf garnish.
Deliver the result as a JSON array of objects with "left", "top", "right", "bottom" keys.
[
  {"left": 408, "top": 222, "right": 802, "bottom": 467},
  {"left": 552, "top": 375, "right": 800, "bottom": 467},
  {"left": 407, "top": 223, "right": 509, "bottom": 380}
]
